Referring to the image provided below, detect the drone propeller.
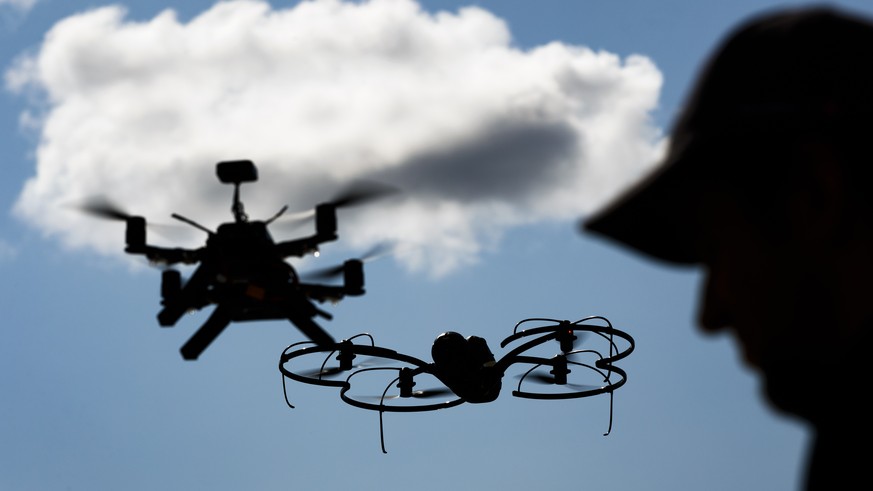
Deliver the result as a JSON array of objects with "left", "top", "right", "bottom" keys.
[
  {"left": 271, "top": 180, "right": 398, "bottom": 233},
  {"left": 350, "top": 365, "right": 455, "bottom": 401},
  {"left": 328, "top": 180, "right": 399, "bottom": 209},
  {"left": 297, "top": 356, "right": 395, "bottom": 379},
  {"left": 521, "top": 372, "right": 605, "bottom": 392},
  {"left": 302, "top": 242, "right": 393, "bottom": 280},
  {"left": 76, "top": 195, "right": 195, "bottom": 243},
  {"left": 270, "top": 209, "right": 317, "bottom": 231},
  {"left": 298, "top": 365, "right": 357, "bottom": 378},
  {"left": 516, "top": 351, "right": 608, "bottom": 392},
  {"left": 360, "top": 387, "right": 454, "bottom": 401},
  {"left": 78, "top": 196, "right": 135, "bottom": 221}
]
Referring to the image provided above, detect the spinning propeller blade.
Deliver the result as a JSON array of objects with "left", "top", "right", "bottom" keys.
[
  {"left": 361, "top": 388, "right": 454, "bottom": 401},
  {"left": 523, "top": 372, "right": 604, "bottom": 392},
  {"left": 297, "top": 357, "right": 392, "bottom": 378},
  {"left": 272, "top": 180, "right": 397, "bottom": 232},
  {"left": 303, "top": 265, "right": 344, "bottom": 280},
  {"left": 303, "top": 242, "right": 393, "bottom": 280},
  {"left": 78, "top": 196, "right": 133, "bottom": 221},
  {"left": 329, "top": 180, "right": 398, "bottom": 208},
  {"left": 299, "top": 366, "right": 352, "bottom": 378},
  {"left": 77, "top": 196, "right": 193, "bottom": 242},
  {"left": 271, "top": 209, "right": 316, "bottom": 231}
]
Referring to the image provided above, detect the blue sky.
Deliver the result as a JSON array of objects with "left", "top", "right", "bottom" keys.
[{"left": 3, "top": 1, "right": 870, "bottom": 490}]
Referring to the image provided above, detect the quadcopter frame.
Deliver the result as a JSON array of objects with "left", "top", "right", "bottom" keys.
[{"left": 279, "top": 316, "right": 635, "bottom": 452}]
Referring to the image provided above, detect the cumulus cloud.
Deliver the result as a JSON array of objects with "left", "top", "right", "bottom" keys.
[{"left": 6, "top": 0, "right": 664, "bottom": 277}]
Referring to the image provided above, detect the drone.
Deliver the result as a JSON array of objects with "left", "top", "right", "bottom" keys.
[
  {"left": 280, "top": 316, "right": 635, "bottom": 452},
  {"left": 83, "top": 160, "right": 391, "bottom": 360}
]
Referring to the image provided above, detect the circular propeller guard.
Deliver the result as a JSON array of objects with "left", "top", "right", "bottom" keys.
[
  {"left": 280, "top": 316, "right": 634, "bottom": 452},
  {"left": 281, "top": 316, "right": 634, "bottom": 410}
]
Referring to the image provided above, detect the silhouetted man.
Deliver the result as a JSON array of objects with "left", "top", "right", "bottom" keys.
[{"left": 585, "top": 8, "right": 873, "bottom": 490}]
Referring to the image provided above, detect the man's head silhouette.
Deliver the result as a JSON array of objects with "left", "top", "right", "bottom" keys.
[{"left": 585, "top": 7, "right": 873, "bottom": 490}]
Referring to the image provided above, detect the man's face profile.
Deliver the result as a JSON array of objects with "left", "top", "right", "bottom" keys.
[
  {"left": 585, "top": 7, "right": 873, "bottom": 429},
  {"left": 694, "top": 145, "right": 870, "bottom": 422},
  {"left": 585, "top": 9, "right": 873, "bottom": 487}
]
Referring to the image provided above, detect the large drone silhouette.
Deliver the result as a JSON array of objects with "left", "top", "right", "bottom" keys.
[
  {"left": 280, "top": 316, "right": 634, "bottom": 452},
  {"left": 83, "top": 160, "right": 392, "bottom": 360}
]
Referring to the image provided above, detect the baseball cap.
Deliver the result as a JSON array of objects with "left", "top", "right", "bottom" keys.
[{"left": 585, "top": 7, "right": 873, "bottom": 264}]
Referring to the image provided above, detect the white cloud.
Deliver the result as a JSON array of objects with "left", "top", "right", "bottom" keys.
[{"left": 6, "top": 0, "right": 664, "bottom": 277}]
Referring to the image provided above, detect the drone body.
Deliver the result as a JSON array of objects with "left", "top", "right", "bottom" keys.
[
  {"left": 87, "top": 160, "right": 380, "bottom": 360},
  {"left": 280, "top": 317, "right": 635, "bottom": 452},
  {"left": 430, "top": 331, "right": 502, "bottom": 403}
]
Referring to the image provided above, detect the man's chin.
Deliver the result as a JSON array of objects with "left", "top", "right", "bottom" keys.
[{"left": 760, "top": 361, "right": 829, "bottom": 424}]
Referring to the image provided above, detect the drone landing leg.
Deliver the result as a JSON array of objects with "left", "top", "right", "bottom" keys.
[
  {"left": 287, "top": 315, "right": 335, "bottom": 347},
  {"left": 180, "top": 305, "right": 232, "bottom": 360},
  {"left": 158, "top": 264, "right": 214, "bottom": 327}
]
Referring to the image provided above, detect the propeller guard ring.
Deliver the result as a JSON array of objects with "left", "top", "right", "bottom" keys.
[
  {"left": 497, "top": 316, "right": 635, "bottom": 400},
  {"left": 279, "top": 334, "right": 464, "bottom": 413}
]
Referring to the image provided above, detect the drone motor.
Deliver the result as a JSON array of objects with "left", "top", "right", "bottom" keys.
[
  {"left": 315, "top": 203, "right": 338, "bottom": 239},
  {"left": 343, "top": 260, "right": 364, "bottom": 295},
  {"left": 125, "top": 216, "right": 147, "bottom": 252}
]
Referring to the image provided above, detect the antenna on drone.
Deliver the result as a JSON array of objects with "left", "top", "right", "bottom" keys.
[
  {"left": 170, "top": 213, "right": 214, "bottom": 235},
  {"left": 216, "top": 160, "right": 259, "bottom": 223}
]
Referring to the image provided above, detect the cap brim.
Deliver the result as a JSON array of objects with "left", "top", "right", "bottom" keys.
[{"left": 584, "top": 135, "right": 706, "bottom": 265}]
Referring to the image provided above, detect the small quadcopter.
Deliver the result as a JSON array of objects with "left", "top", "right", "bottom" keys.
[
  {"left": 83, "top": 160, "right": 391, "bottom": 360},
  {"left": 280, "top": 316, "right": 634, "bottom": 452}
]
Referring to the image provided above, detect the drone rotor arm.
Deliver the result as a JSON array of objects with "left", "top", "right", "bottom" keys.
[
  {"left": 297, "top": 283, "right": 347, "bottom": 303},
  {"left": 298, "top": 278, "right": 366, "bottom": 303},
  {"left": 143, "top": 246, "right": 204, "bottom": 266},
  {"left": 285, "top": 314, "right": 335, "bottom": 347},
  {"left": 178, "top": 304, "right": 232, "bottom": 360},
  {"left": 156, "top": 262, "right": 214, "bottom": 326},
  {"left": 275, "top": 235, "right": 333, "bottom": 258}
]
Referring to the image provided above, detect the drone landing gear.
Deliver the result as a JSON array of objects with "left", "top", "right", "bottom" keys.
[
  {"left": 157, "top": 266, "right": 213, "bottom": 327},
  {"left": 179, "top": 305, "right": 232, "bottom": 360},
  {"left": 161, "top": 270, "right": 181, "bottom": 303},
  {"left": 285, "top": 313, "right": 336, "bottom": 347},
  {"left": 177, "top": 303, "right": 337, "bottom": 360}
]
